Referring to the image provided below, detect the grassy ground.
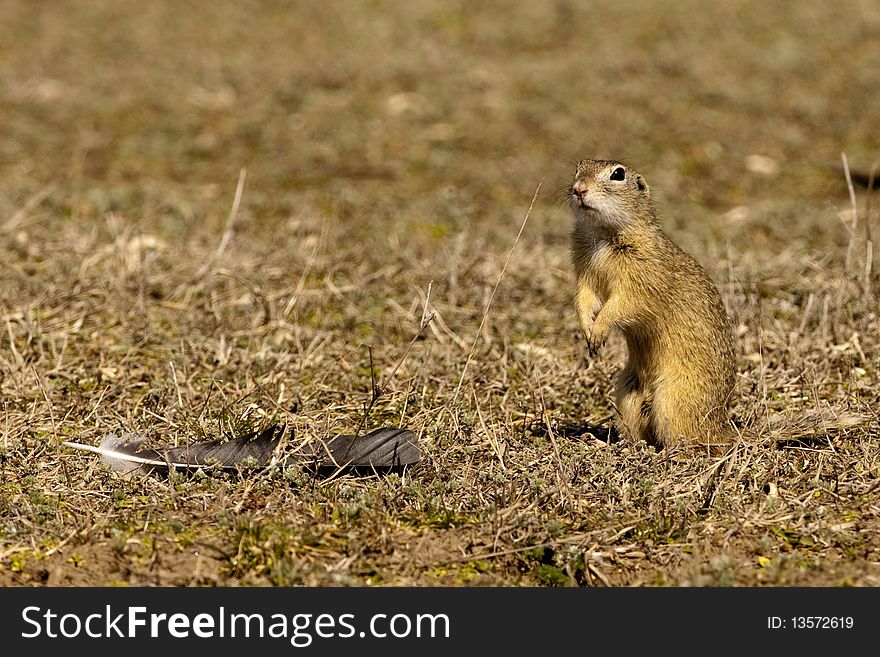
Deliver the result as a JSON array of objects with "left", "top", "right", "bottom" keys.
[{"left": 1, "top": 0, "right": 879, "bottom": 586}]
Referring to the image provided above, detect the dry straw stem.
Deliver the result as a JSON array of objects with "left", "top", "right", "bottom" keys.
[
  {"left": 452, "top": 183, "right": 541, "bottom": 404},
  {"left": 353, "top": 280, "right": 436, "bottom": 440},
  {"left": 841, "top": 152, "right": 858, "bottom": 276},
  {"left": 176, "top": 167, "right": 248, "bottom": 299},
  {"left": 201, "top": 167, "right": 247, "bottom": 278},
  {"left": 2, "top": 184, "right": 54, "bottom": 233},
  {"left": 862, "top": 159, "right": 878, "bottom": 300},
  {"left": 840, "top": 151, "right": 876, "bottom": 303}
]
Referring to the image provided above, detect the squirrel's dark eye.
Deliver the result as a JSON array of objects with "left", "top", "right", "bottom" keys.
[{"left": 610, "top": 167, "right": 626, "bottom": 181}]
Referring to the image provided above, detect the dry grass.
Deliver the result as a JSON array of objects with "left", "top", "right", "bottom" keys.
[{"left": 1, "top": 0, "right": 879, "bottom": 586}]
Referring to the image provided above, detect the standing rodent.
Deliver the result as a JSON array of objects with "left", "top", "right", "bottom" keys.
[
  {"left": 568, "top": 159, "right": 868, "bottom": 449},
  {"left": 569, "top": 159, "right": 735, "bottom": 448}
]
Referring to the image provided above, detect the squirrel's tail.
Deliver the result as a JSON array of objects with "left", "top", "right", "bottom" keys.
[
  {"left": 758, "top": 408, "right": 870, "bottom": 442},
  {"left": 693, "top": 408, "right": 871, "bottom": 455}
]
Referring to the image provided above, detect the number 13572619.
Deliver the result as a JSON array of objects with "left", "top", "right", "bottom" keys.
[{"left": 768, "top": 617, "right": 854, "bottom": 630}]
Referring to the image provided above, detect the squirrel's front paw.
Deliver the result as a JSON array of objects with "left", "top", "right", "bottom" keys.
[{"left": 585, "top": 327, "right": 607, "bottom": 356}]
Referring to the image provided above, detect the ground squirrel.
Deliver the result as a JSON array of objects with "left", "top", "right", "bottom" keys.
[
  {"left": 569, "top": 159, "right": 737, "bottom": 448},
  {"left": 568, "top": 159, "right": 867, "bottom": 449}
]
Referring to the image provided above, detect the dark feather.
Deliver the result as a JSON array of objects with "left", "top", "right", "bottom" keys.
[
  {"left": 160, "top": 424, "right": 284, "bottom": 469},
  {"left": 310, "top": 427, "right": 422, "bottom": 470},
  {"left": 62, "top": 425, "right": 420, "bottom": 476}
]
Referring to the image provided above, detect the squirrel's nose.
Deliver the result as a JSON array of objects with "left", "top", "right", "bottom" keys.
[{"left": 572, "top": 180, "right": 589, "bottom": 200}]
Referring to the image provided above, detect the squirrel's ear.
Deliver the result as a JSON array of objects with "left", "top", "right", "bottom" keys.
[{"left": 635, "top": 175, "right": 649, "bottom": 196}]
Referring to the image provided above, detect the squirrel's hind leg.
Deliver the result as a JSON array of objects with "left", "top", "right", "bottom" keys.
[{"left": 614, "top": 367, "right": 652, "bottom": 442}]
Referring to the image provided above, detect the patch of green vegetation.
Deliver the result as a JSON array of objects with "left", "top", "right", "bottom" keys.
[
  {"left": 410, "top": 508, "right": 466, "bottom": 530},
  {"left": 531, "top": 564, "right": 569, "bottom": 587},
  {"left": 518, "top": 546, "right": 584, "bottom": 587},
  {"left": 770, "top": 526, "right": 816, "bottom": 550},
  {"left": 27, "top": 490, "right": 59, "bottom": 526},
  {"left": 223, "top": 517, "right": 349, "bottom": 585},
  {"left": 9, "top": 551, "right": 29, "bottom": 573},
  {"left": 113, "top": 492, "right": 153, "bottom": 510},
  {"left": 425, "top": 560, "right": 490, "bottom": 583}
]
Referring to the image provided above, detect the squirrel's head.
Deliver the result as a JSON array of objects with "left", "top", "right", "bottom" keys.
[{"left": 569, "top": 159, "right": 654, "bottom": 228}]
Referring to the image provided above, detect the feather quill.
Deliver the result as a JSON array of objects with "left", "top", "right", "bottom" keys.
[{"left": 62, "top": 425, "right": 420, "bottom": 475}]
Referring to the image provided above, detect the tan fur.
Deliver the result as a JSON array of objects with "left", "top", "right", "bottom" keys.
[
  {"left": 569, "top": 159, "right": 737, "bottom": 448},
  {"left": 568, "top": 159, "right": 868, "bottom": 449}
]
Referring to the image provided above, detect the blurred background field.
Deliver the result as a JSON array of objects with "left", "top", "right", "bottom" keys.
[{"left": 1, "top": 1, "right": 878, "bottom": 585}]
